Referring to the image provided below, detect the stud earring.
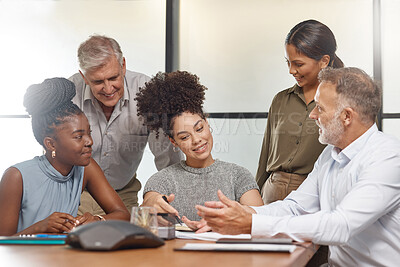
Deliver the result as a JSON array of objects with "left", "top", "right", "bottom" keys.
[
  {"left": 209, "top": 126, "right": 213, "bottom": 133},
  {"left": 52, "top": 151, "right": 56, "bottom": 158},
  {"left": 173, "top": 146, "right": 179, "bottom": 152}
]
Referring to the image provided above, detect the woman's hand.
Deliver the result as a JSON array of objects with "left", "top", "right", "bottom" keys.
[
  {"left": 37, "top": 212, "right": 79, "bottom": 233},
  {"left": 182, "top": 216, "right": 211, "bottom": 233},
  {"left": 75, "top": 212, "right": 102, "bottom": 226},
  {"left": 142, "top": 192, "right": 180, "bottom": 217}
]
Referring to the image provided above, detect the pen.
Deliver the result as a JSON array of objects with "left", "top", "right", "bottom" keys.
[{"left": 162, "top": 195, "right": 183, "bottom": 225}]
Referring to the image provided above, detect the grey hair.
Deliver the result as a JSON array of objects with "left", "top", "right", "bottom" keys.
[
  {"left": 318, "top": 67, "right": 381, "bottom": 125},
  {"left": 77, "top": 34, "right": 124, "bottom": 74}
]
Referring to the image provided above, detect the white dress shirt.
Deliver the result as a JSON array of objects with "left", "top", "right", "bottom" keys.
[
  {"left": 252, "top": 124, "right": 400, "bottom": 267},
  {"left": 70, "top": 70, "right": 183, "bottom": 189}
]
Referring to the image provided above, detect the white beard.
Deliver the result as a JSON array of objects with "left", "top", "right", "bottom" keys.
[{"left": 317, "top": 111, "right": 344, "bottom": 146}]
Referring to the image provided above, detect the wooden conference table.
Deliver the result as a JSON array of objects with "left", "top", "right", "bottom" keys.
[{"left": 0, "top": 238, "right": 317, "bottom": 267}]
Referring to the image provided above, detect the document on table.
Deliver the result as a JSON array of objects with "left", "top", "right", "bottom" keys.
[
  {"left": 175, "top": 243, "right": 297, "bottom": 253},
  {"left": 175, "top": 231, "right": 251, "bottom": 241}
]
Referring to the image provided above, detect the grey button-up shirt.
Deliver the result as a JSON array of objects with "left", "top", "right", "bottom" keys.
[{"left": 70, "top": 70, "right": 183, "bottom": 189}]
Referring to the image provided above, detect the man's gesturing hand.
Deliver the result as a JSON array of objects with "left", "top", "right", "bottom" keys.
[{"left": 195, "top": 190, "right": 254, "bottom": 235}]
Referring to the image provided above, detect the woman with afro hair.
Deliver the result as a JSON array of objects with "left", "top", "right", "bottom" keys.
[
  {"left": 136, "top": 71, "right": 263, "bottom": 232},
  {"left": 0, "top": 78, "right": 129, "bottom": 236}
]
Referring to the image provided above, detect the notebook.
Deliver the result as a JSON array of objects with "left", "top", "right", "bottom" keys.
[{"left": 0, "top": 234, "right": 67, "bottom": 245}]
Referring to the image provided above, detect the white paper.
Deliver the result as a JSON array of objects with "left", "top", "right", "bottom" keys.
[
  {"left": 177, "top": 243, "right": 296, "bottom": 253},
  {"left": 175, "top": 231, "right": 251, "bottom": 241}
]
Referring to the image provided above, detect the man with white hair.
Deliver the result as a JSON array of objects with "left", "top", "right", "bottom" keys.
[
  {"left": 70, "top": 35, "right": 183, "bottom": 216},
  {"left": 197, "top": 67, "right": 400, "bottom": 266}
]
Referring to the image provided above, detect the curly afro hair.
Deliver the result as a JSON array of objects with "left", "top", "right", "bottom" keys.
[{"left": 135, "top": 71, "right": 207, "bottom": 138}]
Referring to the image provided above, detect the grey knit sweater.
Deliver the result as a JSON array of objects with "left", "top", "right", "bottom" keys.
[{"left": 143, "top": 159, "right": 259, "bottom": 221}]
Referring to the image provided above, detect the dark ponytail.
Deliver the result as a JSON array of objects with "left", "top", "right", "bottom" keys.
[
  {"left": 331, "top": 53, "right": 344, "bottom": 69},
  {"left": 286, "top": 19, "right": 344, "bottom": 69}
]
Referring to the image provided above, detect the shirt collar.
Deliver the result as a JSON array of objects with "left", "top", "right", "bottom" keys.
[
  {"left": 331, "top": 124, "right": 378, "bottom": 164},
  {"left": 287, "top": 84, "right": 312, "bottom": 106},
  {"left": 121, "top": 76, "right": 129, "bottom": 105},
  {"left": 287, "top": 84, "right": 301, "bottom": 95},
  {"left": 83, "top": 83, "right": 95, "bottom": 103},
  {"left": 37, "top": 155, "right": 76, "bottom": 183}
]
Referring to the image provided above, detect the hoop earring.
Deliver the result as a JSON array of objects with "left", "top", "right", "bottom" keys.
[
  {"left": 173, "top": 146, "right": 179, "bottom": 152},
  {"left": 52, "top": 151, "right": 56, "bottom": 158}
]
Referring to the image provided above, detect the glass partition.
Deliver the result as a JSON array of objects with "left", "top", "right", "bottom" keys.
[
  {"left": 381, "top": 0, "right": 400, "bottom": 114},
  {"left": 180, "top": 0, "right": 373, "bottom": 113}
]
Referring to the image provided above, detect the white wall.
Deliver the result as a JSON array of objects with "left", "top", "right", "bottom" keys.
[{"left": 0, "top": 0, "right": 165, "bottom": 115}]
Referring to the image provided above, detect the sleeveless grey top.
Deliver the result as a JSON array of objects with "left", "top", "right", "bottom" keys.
[{"left": 13, "top": 155, "right": 84, "bottom": 232}]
